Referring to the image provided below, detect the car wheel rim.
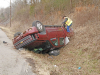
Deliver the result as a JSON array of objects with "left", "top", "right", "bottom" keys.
[{"left": 37, "top": 22, "right": 42, "bottom": 30}]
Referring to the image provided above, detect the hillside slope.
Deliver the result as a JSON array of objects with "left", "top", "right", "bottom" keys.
[{"left": 1, "top": 6, "right": 100, "bottom": 75}]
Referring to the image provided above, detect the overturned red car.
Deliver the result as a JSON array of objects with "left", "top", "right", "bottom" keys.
[{"left": 13, "top": 21, "right": 74, "bottom": 56}]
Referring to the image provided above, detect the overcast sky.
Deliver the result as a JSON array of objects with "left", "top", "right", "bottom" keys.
[{"left": 0, "top": 0, "right": 11, "bottom": 8}]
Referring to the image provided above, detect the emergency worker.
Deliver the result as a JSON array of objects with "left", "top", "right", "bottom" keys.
[{"left": 62, "top": 16, "right": 73, "bottom": 32}]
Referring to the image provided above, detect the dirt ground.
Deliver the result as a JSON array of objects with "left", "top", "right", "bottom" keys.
[{"left": 0, "top": 6, "right": 100, "bottom": 75}]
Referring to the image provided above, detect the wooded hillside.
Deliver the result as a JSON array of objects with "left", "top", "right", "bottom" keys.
[{"left": 0, "top": 0, "right": 100, "bottom": 32}]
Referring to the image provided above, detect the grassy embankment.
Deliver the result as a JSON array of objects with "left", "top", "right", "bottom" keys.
[{"left": 1, "top": 5, "right": 100, "bottom": 75}]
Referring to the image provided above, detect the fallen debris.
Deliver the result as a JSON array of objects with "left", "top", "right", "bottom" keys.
[
  {"left": 3, "top": 41, "right": 7, "bottom": 44},
  {"left": 78, "top": 67, "right": 81, "bottom": 69},
  {"left": 18, "top": 48, "right": 24, "bottom": 51}
]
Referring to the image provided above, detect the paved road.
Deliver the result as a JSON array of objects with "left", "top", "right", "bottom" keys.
[{"left": 0, "top": 29, "right": 36, "bottom": 75}]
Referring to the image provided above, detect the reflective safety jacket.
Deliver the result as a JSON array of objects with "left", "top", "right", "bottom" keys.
[{"left": 65, "top": 17, "right": 73, "bottom": 26}]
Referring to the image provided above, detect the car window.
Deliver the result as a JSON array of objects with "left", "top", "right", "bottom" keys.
[
  {"left": 60, "top": 38, "right": 64, "bottom": 45},
  {"left": 50, "top": 38, "right": 58, "bottom": 46}
]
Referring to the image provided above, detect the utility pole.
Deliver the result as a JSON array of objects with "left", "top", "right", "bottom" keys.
[
  {"left": 70, "top": 0, "right": 72, "bottom": 13},
  {"left": 10, "top": 0, "right": 11, "bottom": 27},
  {"left": 70, "top": 0, "right": 72, "bottom": 8}
]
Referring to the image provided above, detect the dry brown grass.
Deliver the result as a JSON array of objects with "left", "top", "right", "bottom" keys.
[
  {"left": 0, "top": 26, "right": 14, "bottom": 39},
  {"left": 1, "top": 6, "right": 100, "bottom": 75}
]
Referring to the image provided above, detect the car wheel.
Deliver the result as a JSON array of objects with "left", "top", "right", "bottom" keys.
[
  {"left": 14, "top": 32, "right": 21, "bottom": 37},
  {"left": 49, "top": 50, "right": 60, "bottom": 56},
  {"left": 32, "top": 21, "right": 44, "bottom": 32}
]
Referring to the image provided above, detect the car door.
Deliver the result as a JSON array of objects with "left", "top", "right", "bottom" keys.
[
  {"left": 46, "top": 27, "right": 65, "bottom": 48},
  {"left": 46, "top": 27, "right": 59, "bottom": 47},
  {"left": 56, "top": 27, "right": 65, "bottom": 47}
]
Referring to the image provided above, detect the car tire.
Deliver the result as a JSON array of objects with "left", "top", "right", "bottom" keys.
[
  {"left": 32, "top": 21, "right": 44, "bottom": 32},
  {"left": 49, "top": 50, "right": 60, "bottom": 56},
  {"left": 14, "top": 32, "right": 21, "bottom": 37}
]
